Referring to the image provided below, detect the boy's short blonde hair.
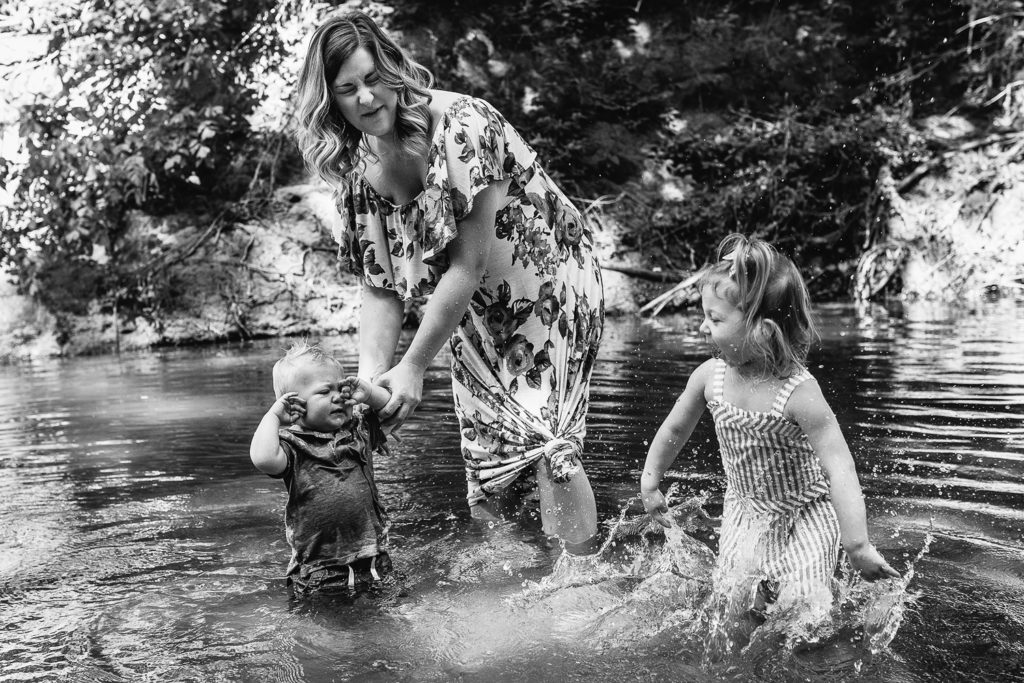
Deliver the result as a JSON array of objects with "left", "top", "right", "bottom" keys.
[{"left": 272, "top": 341, "right": 341, "bottom": 398}]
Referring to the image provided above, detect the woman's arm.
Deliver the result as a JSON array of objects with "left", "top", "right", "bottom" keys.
[
  {"left": 789, "top": 381, "right": 900, "bottom": 579},
  {"left": 376, "top": 179, "right": 511, "bottom": 429},
  {"left": 358, "top": 284, "right": 404, "bottom": 382},
  {"left": 640, "top": 360, "right": 713, "bottom": 527}
]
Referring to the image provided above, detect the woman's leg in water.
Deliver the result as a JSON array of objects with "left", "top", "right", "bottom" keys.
[
  {"left": 536, "top": 457, "right": 599, "bottom": 553},
  {"left": 468, "top": 460, "right": 599, "bottom": 553}
]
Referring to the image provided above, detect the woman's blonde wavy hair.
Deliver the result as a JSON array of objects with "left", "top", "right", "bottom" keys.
[
  {"left": 698, "top": 233, "right": 819, "bottom": 378},
  {"left": 294, "top": 11, "right": 434, "bottom": 187}
]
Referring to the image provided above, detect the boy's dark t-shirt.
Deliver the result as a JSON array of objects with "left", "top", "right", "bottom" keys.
[{"left": 269, "top": 411, "right": 389, "bottom": 584}]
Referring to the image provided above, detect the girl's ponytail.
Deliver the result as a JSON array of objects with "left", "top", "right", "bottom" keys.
[{"left": 705, "top": 233, "right": 818, "bottom": 377}]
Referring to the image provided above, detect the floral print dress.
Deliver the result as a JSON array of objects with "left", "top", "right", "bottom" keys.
[{"left": 334, "top": 96, "right": 604, "bottom": 505}]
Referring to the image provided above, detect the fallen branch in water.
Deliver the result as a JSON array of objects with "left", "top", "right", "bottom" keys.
[
  {"left": 602, "top": 261, "right": 688, "bottom": 282},
  {"left": 639, "top": 269, "right": 705, "bottom": 316}
]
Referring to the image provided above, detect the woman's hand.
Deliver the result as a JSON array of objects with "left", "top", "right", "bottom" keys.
[
  {"left": 846, "top": 541, "right": 901, "bottom": 581},
  {"left": 374, "top": 360, "right": 425, "bottom": 432}
]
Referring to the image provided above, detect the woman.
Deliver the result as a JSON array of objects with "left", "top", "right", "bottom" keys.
[{"left": 295, "top": 11, "right": 604, "bottom": 551}]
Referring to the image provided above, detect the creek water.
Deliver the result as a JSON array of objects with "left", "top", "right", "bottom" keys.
[{"left": 1, "top": 302, "right": 1022, "bottom": 682}]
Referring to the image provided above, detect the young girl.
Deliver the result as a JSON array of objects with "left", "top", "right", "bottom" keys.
[{"left": 640, "top": 234, "right": 898, "bottom": 621}]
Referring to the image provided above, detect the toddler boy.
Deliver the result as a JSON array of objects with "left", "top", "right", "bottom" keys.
[{"left": 250, "top": 341, "right": 392, "bottom": 594}]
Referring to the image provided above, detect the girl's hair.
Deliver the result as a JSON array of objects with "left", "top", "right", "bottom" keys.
[
  {"left": 272, "top": 341, "right": 341, "bottom": 398},
  {"left": 294, "top": 11, "right": 434, "bottom": 187},
  {"left": 698, "top": 233, "right": 819, "bottom": 377}
]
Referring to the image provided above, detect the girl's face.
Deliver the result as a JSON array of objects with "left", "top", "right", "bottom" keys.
[
  {"left": 331, "top": 46, "right": 399, "bottom": 138},
  {"left": 291, "top": 361, "right": 353, "bottom": 432},
  {"left": 699, "top": 285, "right": 748, "bottom": 365}
]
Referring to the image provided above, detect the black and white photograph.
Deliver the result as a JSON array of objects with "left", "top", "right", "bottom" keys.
[{"left": 1, "top": 1, "right": 1023, "bottom": 681}]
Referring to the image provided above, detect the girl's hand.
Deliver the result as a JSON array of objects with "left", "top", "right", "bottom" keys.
[
  {"left": 375, "top": 361, "right": 424, "bottom": 431},
  {"left": 270, "top": 392, "right": 305, "bottom": 426},
  {"left": 641, "top": 488, "right": 671, "bottom": 528},
  {"left": 847, "top": 542, "right": 901, "bottom": 581}
]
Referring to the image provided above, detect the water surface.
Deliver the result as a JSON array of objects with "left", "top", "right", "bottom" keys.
[{"left": 1, "top": 302, "right": 1022, "bottom": 682}]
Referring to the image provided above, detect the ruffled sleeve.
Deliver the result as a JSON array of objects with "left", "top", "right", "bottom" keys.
[
  {"left": 332, "top": 180, "right": 364, "bottom": 278},
  {"left": 420, "top": 97, "right": 537, "bottom": 267},
  {"left": 331, "top": 97, "right": 537, "bottom": 300},
  {"left": 333, "top": 174, "right": 436, "bottom": 296}
]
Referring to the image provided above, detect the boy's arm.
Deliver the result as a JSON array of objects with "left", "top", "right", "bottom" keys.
[
  {"left": 640, "top": 359, "right": 713, "bottom": 527},
  {"left": 249, "top": 393, "right": 301, "bottom": 476},
  {"left": 789, "top": 381, "right": 900, "bottom": 579}
]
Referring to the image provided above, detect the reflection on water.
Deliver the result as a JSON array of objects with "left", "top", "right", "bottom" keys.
[{"left": 1, "top": 302, "right": 1023, "bottom": 682}]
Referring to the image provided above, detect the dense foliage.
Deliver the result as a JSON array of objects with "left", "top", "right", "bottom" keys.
[
  {"left": 389, "top": 0, "right": 1002, "bottom": 298},
  {"left": 2, "top": 0, "right": 1023, "bottom": 328},
  {"left": 0, "top": 0, "right": 298, "bottom": 335}
]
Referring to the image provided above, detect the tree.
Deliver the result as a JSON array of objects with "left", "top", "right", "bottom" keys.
[{"left": 1, "top": 0, "right": 294, "bottom": 335}]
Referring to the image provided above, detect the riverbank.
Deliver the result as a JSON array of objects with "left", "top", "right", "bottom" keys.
[
  {"left": 0, "top": 182, "right": 656, "bottom": 361},
  {"left": 3, "top": 132, "right": 1022, "bottom": 362}
]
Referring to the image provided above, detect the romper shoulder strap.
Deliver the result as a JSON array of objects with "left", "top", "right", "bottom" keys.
[
  {"left": 711, "top": 358, "right": 727, "bottom": 403},
  {"left": 771, "top": 367, "right": 813, "bottom": 416}
]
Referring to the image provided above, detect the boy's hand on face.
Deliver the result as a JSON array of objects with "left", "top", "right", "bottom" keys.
[
  {"left": 270, "top": 392, "right": 306, "bottom": 426},
  {"left": 341, "top": 375, "right": 369, "bottom": 406}
]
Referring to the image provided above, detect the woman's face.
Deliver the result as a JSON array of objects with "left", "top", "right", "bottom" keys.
[{"left": 331, "top": 46, "right": 399, "bottom": 138}]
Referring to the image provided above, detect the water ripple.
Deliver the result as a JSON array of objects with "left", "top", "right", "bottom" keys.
[{"left": 0, "top": 305, "right": 1022, "bottom": 681}]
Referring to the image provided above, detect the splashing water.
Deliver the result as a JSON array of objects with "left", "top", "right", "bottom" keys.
[
  {"left": 509, "top": 493, "right": 929, "bottom": 678},
  {"left": 3, "top": 308, "right": 1020, "bottom": 681}
]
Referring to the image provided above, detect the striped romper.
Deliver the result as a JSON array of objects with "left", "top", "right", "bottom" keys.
[{"left": 708, "top": 359, "right": 841, "bottom": 604}]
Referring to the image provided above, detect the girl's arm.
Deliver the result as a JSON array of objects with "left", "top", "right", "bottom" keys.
[
  {"left": 640, "top": 360, "right": 714, "bottom": 527},
  {"left": 375, "top": 179, "right": 510, "bottom": 430},
  {"left": 789, "top": 381, "right": 900, "bottom": 580}
]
